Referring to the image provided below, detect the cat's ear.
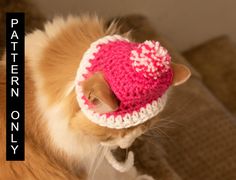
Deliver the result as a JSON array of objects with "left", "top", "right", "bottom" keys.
[
  {"left": 171, "top": 63, "right": 191, "bottom": 86},
  {"left": 81, "top": 72, "right": 119, "bottom": 113}
]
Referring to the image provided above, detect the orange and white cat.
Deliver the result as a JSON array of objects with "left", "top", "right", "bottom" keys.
[{"left": 0, "top": 15, "right": 190, "bottom": 180}]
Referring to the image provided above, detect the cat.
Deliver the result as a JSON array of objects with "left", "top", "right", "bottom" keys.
[{"left": 0, "top": 15, "right": 190, "bottom": 180}]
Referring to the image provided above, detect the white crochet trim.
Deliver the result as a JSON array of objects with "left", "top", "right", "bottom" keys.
[
  {"left": 105, "top": 149, "right": 134, "bottom": 173},
  {"left": 75, "top": 35, "right": 168, "bottom": 129}
]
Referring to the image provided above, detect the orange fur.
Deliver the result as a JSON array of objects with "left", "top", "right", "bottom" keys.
[
  {"left": 0, "top": 16, "right": 145, "bottom": 180},
  {"left": 81, "top": 72, "right": 119, "bottom": 113},
  {"left": 0, "top": 55, "right": 85, "bottom": 180},
  {"left": 0, "top": 15, "right": 190, "bottom": 180}
]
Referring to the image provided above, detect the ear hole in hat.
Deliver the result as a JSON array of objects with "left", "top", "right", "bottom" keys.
[
  {"left": 81, "top": 72, "right": 120, "bottom": 114},
  {"left": 171, "top": 63, "right": 191, "bottom": 86}
]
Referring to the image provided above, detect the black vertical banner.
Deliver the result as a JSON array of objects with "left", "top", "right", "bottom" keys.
[{"left": 6, "top": 13, "right": 25, "bottom": 160}]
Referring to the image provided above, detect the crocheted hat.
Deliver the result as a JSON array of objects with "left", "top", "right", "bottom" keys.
[{"left": 75, "top": 35, "right": 173, "bottom": 129}]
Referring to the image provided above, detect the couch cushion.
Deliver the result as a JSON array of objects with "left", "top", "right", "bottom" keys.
[
  {"left": 160, "top": 77, "right": 236, "bottom": 180},
  {"left": 133, "top": 76, "right": 236, "bottom": 180},
  {"left": 184, "top": 36, "right": 236, "bottom": 116}
]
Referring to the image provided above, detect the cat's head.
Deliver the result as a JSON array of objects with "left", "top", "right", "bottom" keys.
[{"left": 26, "top": 16, "right": 190, "bottom": 151}]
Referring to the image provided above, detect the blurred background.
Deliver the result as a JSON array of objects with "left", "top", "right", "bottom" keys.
[{"left": 31, "top": 0, "right": 236, "bottom": 51}]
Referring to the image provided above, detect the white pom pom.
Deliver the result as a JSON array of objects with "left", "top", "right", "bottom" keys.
[{"left": 130, "top": 40, "right": 171, "bottom": 79}]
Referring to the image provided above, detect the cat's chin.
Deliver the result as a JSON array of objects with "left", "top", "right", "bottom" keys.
[
  {"left": 100, "top": 128, "right": 143, "bottom": 150},
  {"left": 119, "top": 138, "right": 135, "bottom": 149},
  {"left": 100, "top": 138, "right": 134, "bottom": 150}
]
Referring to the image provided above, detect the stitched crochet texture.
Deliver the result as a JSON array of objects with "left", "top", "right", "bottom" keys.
[{"left": 75, "top": 35, "right": 173, "bottom": 129}]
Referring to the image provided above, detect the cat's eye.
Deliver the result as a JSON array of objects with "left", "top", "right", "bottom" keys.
[{"left": 88, "top": 91, "right": 100, "bottom": 105}]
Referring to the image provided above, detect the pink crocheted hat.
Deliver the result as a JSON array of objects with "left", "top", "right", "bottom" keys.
[{"left": 75, "top": 35, "right": 173, "bottom": 129}]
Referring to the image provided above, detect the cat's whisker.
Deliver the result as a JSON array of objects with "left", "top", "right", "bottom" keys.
[
  {"left": 88, "top": 147, "right": 99, "bottom": 178},
  {"left": 166, "top": 120, "right": 184, "bottom": 128},
  {"left": 157, "top": 96, "right": 196, "bottom": 122},
  {"left": 146, "top": 138, "right": 162, "bottom": 150},
  {"left": 88, "top": 145, "right": 104, "bottom": 179},
  {"left": 91, "top": 146, "right": 108, "bottom": 180},
  {"left": 149, "top": 122, "right": 179, "bottom": 131},
  {"left": 144, "top": 128, "right": 172, "bottom": 142},
  {"left": 147, "top": 126, "right": 169, "bottom": 137},
  {"left": 143, "top": 131, "right": 165, "bottom": 139},
  {"left": 125, "top": 148, "right": 128, "bottom": 160},
  {"left": 150, "top": 108, "right": 192, "bottom": 131},
  {"left": 153, "top": 128, "right": 171, "bottom": 140}
]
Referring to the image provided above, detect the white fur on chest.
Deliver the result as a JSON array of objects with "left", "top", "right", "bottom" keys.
[
  {"left": 37, "top": 95, "right": 154, "bottom": 180},
  {"left": 37, "top": 96, "right": 98, "bottom": 167}
]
